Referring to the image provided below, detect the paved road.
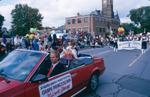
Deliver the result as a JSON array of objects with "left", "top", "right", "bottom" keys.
[{"left": 78, "top": 47, "right": 150, "bottom": 97}]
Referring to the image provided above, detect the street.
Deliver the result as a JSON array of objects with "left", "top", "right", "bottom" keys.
[{"left": 78, "top": 47, "right": 150, "bottom": 97}]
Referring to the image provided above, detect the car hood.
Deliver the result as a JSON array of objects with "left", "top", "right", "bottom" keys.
[{"left": 0, "top": 77, "right": 23, "bottom": 96}]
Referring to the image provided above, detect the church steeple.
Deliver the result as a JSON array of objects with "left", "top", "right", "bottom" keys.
[{"left": 102, "top": 0, "right": 114, "bottom": 18}]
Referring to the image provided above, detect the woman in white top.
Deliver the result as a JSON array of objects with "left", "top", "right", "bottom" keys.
[{"left": 60, "top": 40, "right": 78, "bottom": 59}]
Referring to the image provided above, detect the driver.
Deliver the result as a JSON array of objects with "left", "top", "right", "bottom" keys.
[{"left": 49, "top": 51, "right": 66, "bottom": 77}]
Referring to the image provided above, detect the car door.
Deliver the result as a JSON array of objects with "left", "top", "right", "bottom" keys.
[
  {"left": 62, "top": 58, "right": 92, "bottom": 97},
  {"left": 35, "top": 59, "right": 88, "bottom": 97},
  {"left": 69, "top": 59, "right": 91, "bottom": 88},
  {"left": 24, "top": 58, "right": 91, "bottom": 97},
  {"left": 24, "top": 56, "right": 72, "bottom": 97},
  {"left": 29, "top": 59, "right": 71, "bottom": 97}
]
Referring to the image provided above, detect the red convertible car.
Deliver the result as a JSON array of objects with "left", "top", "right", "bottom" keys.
[{"left": 0, "top": 49, "right": 105, "bottom": 97}]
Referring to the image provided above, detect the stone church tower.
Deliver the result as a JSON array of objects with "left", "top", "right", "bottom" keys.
[{"left": 102, "top": 0, "right": 114, "bottom": 18}]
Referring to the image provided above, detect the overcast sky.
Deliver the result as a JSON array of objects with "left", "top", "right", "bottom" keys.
[{"left": 0, "top": 0, "right": 149, "bottom": 29}]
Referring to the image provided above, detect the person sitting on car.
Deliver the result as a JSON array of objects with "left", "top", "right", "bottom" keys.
[
  {"left": 60, "top": 40, "right": 78, "bottom": 60},
  {"left": 49, "top": 51, "right": 66, "bottom": 77}
]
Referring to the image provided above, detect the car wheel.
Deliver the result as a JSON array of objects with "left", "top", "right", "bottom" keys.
[{"left": 88, "top": 74, "right": 99, "bottom": 91}]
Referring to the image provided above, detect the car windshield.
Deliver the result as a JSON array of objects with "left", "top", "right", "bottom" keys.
[{"left": 0, "top": 50, "right": 43, "bottom": 81}]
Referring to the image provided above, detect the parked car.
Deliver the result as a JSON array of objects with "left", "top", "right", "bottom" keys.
[{"left": 0, "top": 49, "right": 105, "bottom": 97}]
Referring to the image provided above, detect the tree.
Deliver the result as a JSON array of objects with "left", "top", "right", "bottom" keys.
[
  {"left": 0, "top": 14, "right": 5, "bottom": 32},
  {"left": 128, "top": 6, "right": 150, "bottom": 33},
  {"left": 121, "top": 23, "right": 142, "bottom": 34},
  {"left": 11, "top": 4, "right": 43, "bottom": 36}
]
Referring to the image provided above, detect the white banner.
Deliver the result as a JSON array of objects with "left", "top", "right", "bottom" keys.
[
  {"left": 39, "top": 74, "right": 72, "bottom": 97},
  {"left": 118, "top": 41, "right": 142, "bottom": 50}
]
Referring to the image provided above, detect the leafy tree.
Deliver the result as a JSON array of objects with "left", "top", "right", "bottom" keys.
[
  {"left": 128, "top": 6, "right": 150, "bottom": 32},
  {"left": 121, "top": 23, "right": 142, "bottom": 34},
  {"left": 121, "top": 23, "right": 134, "bottom": 33},
  {"left": 11, "top": 4, "right": 43, "bottom": 36},
  {"left": 0, "top": 14, "right": 5, "bottom": 33}
]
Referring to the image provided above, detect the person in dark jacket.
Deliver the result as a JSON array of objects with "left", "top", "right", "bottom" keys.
[
  {"left": 141, "top": 36, "right": 147, "bottom": 54},
  {"left": 50, "top": 51, "right": 66, "bottom": 77},
  {"left": 51, "top": 34, "right": 58, "bottom": 50},
  {"left": 32, "top": 38, "right": 39, "bottom": 50}
]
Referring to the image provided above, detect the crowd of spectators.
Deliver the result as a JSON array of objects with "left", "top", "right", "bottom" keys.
[{"left": 1, "top": 30, "right": 150, "bottom": 60}]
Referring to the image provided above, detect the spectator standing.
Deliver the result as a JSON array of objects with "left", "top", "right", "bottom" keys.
[
  {"left": 14, "top": 35, "right": 20, "bottom": 48},
  {"left": 141, "top": 36, "right": 148, "bottom": 54},
  {"left": 2, "top": 32, "right": 7, "bottom": 46},
  {"left": 51, "top": 34, "right": 58, "bottom": 50},
  {"left": 32, "top": 38, "right": 39, "bottom": 50},
  {"left": 113, "top": 37, "right": 118, "bottom": 52}
]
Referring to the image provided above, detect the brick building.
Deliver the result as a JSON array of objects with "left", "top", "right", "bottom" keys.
[{"left": 65, "top": 0, "right": 120, "bottom": 36}]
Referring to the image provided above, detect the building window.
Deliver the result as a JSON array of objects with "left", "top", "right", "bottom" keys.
[
  {"left": 96, "top": 27, "right": 99, "bottom": 33},
  {"left": 96, "top": 27, "right": 106, "bottom": 34},
  {"left": 96, "top": 27, "right": 102, "bottom": 35},
  {"left": 83, "top": 27, "right": 88, "bottom": 32},
  {"left": 102, "top": 28, "right": 106, "bottom": 32},
  {"left": 72, "top": 19, "right": 76, "bottom": 24},
  {"left": 84, "top": 17, "right": 88, "bottom": 23},
  {"left": 100, "top": 28, "right": 102, "bottom": 32},
  {"left": 78, "top": 18, "right": 82, "bottom": 23},
  {"left": 67, "top": 19, "right": 71, "bottom": 24}
]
